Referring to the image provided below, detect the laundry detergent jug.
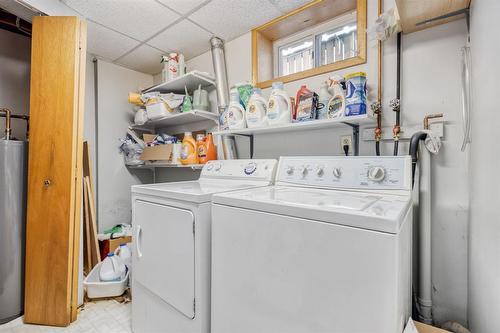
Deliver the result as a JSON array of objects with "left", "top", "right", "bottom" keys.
[
  {"left": 100, "top": 252, "right": 126, "bottom": 282},
  {"left": 227, "top": 90, "right": 246, "bottom": 129},
  {"left": 198, "top": 133, "right": 217, "bottom": 164},
  {"left": 180, "top": 132, "right": 198, "bottom": 165},
  {"left": 267, "top": 82, "right": 292, "bottom": 125},
  {"left": 115, "top": 243, "right": 132, "bottom": 271},
  {"left": 245, "top": 88, "right": 268, "bottom": 128}
]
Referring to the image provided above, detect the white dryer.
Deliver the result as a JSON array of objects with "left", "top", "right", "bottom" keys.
[
  {"left": 131, "top": 159, "right": 277, "bottom": 333},
  {"left": 211, "top": 156, "right": 413, "bottom": 333}
]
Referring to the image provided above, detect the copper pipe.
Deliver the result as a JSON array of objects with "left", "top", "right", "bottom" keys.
[
  {"left": 0, "top": 108, "right": 30, "bottom": 140},
  {"left": 423, "top": 113, "right": 444, "bottom": 130},
  {"left": 0, "top": 108, "right": 12, "bottom": 140}
]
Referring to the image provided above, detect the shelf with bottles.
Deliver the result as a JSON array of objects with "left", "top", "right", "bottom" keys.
[
  {"left": 141, "top": 71, "right": 216, "bottom": 94},
  {"left": 130, "top": 109, "right": 218, "bottom": 131}
]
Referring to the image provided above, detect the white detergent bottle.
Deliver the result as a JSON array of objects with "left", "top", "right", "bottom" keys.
[
  {"left": 267, "top": 81, "right": 292, "bottom": 125},
  {"left": 316, "top": 82, "right": 332, "bottom": 120},
  {"left": 327, "top": 78, "right": 346, "bottom": 119},
  {"left": 115, "top": 243, "right": 132, "bottom": 270},
  {"left": 227, "top": 89, "right": 246, "bottom": 129},
  {"left": 245, "top": 88, "right": 268, "bottom": 128},
  {"left": 99, "top": 252, "right": 126, "bottom": 282}
]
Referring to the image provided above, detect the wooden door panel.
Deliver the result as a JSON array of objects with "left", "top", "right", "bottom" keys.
[{"left": 24, "top": 16, "right": 86, "bottom": 327}]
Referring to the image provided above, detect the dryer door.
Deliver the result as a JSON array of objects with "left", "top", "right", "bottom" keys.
[{"left": 133, "top": 200, "right": 195, "bottom": 319}]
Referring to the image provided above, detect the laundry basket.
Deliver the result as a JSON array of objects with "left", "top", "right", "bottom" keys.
[{"left": 83, "top": 262, "right": 129, "bottom": 299}]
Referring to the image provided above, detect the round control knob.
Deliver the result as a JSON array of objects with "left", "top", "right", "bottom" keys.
[
  {"left": 298, "top": 165, "right": 309, "bottom": 177},
  {"left": 206, "top": 164, "right": 214, "bottom": 171},
  {"left": 316, "top": 166, "right": 324, "bottom": 177},
  {"left": 213, "top": 162, "right": 222, "bottom": 171},
  {"left": 285, "top": 166, "right": 294, "bottom": 175},
  {"left": 332, "top": 167, "right": 342, "bottom": 178},
  {"left": 244, "top": 162, "right": 257, "bottom": 175},
  {"left": 368, "top": 166, "right": 386, "bottom": 182}
]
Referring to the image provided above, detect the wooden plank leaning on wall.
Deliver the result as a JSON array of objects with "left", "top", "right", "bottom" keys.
[{"left": 24, "top": 16, "right": 86, "bottom": 327}]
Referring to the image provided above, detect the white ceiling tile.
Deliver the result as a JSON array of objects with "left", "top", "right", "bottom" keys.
[
  {"left": 189, "top": 0, "right": 282, "bottom": 41},
  {"left": 86, "top": 21, "right": 140, "bottom": 61},
  {"left": 61, "top": 0, "right": 181, "bottom": 40},
  {"left": 156, "top": 0, "right": 206, "bottom": 15},
  {"left": 268, "top": 0, "right": 311, "bottom": 14},
  {"left": 148, "top": 19, "right": 212, "bottom": 59},
  {"left": 116, "top": 45, "right": 164, "bottom": 74}
]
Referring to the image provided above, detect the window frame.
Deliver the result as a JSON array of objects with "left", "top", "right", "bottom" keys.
[
  {"left": 273, "top": 11, "right": 357, "bottom": 78},
  {"left": 252, "top": 0, "right": 367, "bottom": 89}
]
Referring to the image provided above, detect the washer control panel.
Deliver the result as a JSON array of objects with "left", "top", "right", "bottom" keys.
[
  {"left": 276, "top": 156, "right": 412, "bottom": 190},
  {"left": 201, "top": 159, "right": 277, "bottom": 181}
]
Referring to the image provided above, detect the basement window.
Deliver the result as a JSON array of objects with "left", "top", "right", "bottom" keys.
[{"left": 274, "top": 11, "right": 358, "bottom": 77}]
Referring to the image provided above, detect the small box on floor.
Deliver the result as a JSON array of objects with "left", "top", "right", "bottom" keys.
[{"left": 99, "top": 236, "right": 132, "bottom": 260}]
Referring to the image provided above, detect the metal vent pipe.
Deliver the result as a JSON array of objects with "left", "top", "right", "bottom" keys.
[{"left": 210, "top": 36, "right": 230, "bottom": 112}]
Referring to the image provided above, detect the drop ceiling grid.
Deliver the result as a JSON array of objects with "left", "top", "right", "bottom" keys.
[{"left": 58, "top": 0, "right": 311, "bottom": 74}]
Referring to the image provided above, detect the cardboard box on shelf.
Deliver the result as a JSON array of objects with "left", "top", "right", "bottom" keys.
[
  {"left": 143, "top": 134, "right": 156, "bottom": 143},
  {"left": 140, "top": 144, "right": 173, "bottom": 161}
]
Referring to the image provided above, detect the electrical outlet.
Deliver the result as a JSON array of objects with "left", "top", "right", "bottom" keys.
[{"left": 340, "top": 135, "right": 352, "bottom": 155}]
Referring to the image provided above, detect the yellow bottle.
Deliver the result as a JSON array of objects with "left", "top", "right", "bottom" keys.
[{"left": 180, "top": 132, "right": 198, "bottom": 165}]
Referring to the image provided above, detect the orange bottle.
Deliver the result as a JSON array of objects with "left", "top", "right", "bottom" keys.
[
  {"left": 180, "top": 132, "right": 198, "bottom": 165},
  {"left": 196, "top": 134, "right": 206, "bottom": 163},
  {"left": 199, "top": 133, "right": 217, "bottom": 164}
]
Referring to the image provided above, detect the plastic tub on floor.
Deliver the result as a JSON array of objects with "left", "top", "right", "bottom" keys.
[{"left": 84, "top": 262, "right": 129, "bottom": 299}]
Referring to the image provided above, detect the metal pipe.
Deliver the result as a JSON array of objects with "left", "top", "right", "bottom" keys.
[
  {"left": 0, "top": 108, "right": 12, "bottom": 140},
  {"left": 423, "top": 113, "right": 444, "bottom": 130},
  {"left": 0, "top": 109, "right": 30, "bottom": 140},
  {"left": 372, "top": 0, "right": 383, "bottom": 156},
  {"left": 210, "top": 36, "right": 230, "bottom": 110},
  {"left": 392, "top": 32, "right": 402, "bottom": 156}
]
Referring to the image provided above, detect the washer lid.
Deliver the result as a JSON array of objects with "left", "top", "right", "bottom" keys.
[
  {"left": 212, "top": 186, "right": 412, "bottom": 234},
  {"left": 132, "top": 179, "right": 270, "bottom": 203}
]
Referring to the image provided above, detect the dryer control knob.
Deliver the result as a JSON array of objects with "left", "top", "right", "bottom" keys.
[
  {"left": 285, "top": 166, "right": 294, "bottom": 175},
  {"left": 368, "top": 166, "right": 386, "bottom": 182},
  {"left": 316, "top": 167, "right": 324, "bottom": 177},
  {"left": 332, "top": 168, "right": 342, "bottom": 178}
]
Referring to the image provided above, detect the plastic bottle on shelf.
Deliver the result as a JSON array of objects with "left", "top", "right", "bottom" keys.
[
  {"left": 245, "top": 88, "right": 268, "bottom": 128},
  {"left": 180, "top": 132, "right": 198, "bottom": 165},
  {"left": 199, "top": 133, "right": 217, "bottom": 164},
  {"left": 327, "top": 77, "right": 346, "bottom": 119},
  {"left": 196, "top": 134, "right": 206, "bottom": 163},
  {"left": 99, "top": 252, "right": 126, "bottom": 282},
  {"left": 316, "top": 82, "right": 332, "bottom": 120},
  {"left": 267, "top": 82, "right": 292, "bottom": 125},
  {"left": 227, "top": 89, "right": 246, "bottom": 129}
]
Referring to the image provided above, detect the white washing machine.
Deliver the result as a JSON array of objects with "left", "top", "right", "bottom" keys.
[
  {"left": 211, "top": 156, "right": 413, "bottom": 333},
  {"left": 131, "top": 159, "right": 277, "bottom": 333}
]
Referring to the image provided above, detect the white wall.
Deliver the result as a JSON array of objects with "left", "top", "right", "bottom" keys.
[
  {"left": 0, "top": 29, "right": 31, "bottom": 140},
  {"left": 96, "top": 60, "right": 153, "bottom": 232},
  {"left": 468, "top": 1, "right": 500, "bottom": 332},
  {"left": 183, "top": 0, "right": 469, "bottom": 325}
]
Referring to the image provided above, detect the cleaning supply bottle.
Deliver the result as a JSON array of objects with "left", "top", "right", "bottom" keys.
[
  {"left": 227, "top": 89, "right": 246, "bottom": 129},
  {"left": 199, "top": 133, "right": 217, "bottom": 164},
  {"left": 327, "top": 77, "right": 346, "bottom": 119},
  {"left": 180, "top": 132, "right": 198, "bottom": 165},
  {"left": 245, "top": 88, "right": 268, "bottom": 128},
  {"left": 99, "top": 252, "right": 126, "bottom": 282},
  {"left": 196, "top": 134, "right": 206, "bottom": 163},
  {"left": 115, "top": 243, "right": 132, "bottom": 271},
  {"left": 267, "top": 82, "right": 292, "bottom": 125},
  {"left": 295, "top": 85, "right": 317, "bottom": 122},
  {"left": 316, "top": 82, "right": 332, "bottom": 120}
]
